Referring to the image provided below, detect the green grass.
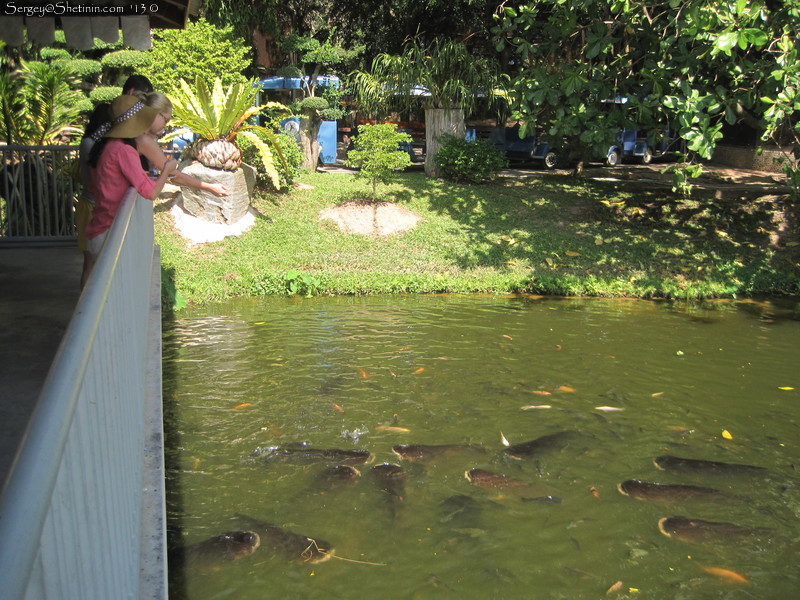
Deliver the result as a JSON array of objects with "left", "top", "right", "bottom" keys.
[{"left": 155, "top": 171, "right": 800, "bottom": 307}]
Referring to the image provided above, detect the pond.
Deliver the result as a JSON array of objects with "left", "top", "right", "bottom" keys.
[{"left": 163, "top": 295, "right": 800, "bottom": 600}]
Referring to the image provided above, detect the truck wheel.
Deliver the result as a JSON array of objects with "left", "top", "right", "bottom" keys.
[
  {"left": 606, "top": 149, "right": 620, "bottom": 167},
  {"left": 543, "top": 151, "right": 558, "bottom": 170}
]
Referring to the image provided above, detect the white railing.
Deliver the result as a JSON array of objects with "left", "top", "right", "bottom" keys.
[
  {"left": 0, "top": 190, "right": 166, "bottom": 600},
  {"left": 0, "top": 145, "right": 80, "bottom": 240}
]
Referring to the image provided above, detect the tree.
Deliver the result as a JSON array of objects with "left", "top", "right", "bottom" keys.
[
  {"left": 350, "top": 38, "right": 501, "bottom": 177},
  {"left": 140, "top": 18, "right": 251, "bottom": 95},
  {"left": 345, "top": 124, "right": 412, "bottom": 200},
  {"left": 494, "top": 0, "right": 800, "bottom": 192}
]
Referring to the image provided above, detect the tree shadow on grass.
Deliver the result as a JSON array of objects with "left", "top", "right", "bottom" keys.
[{"left": 420, "top": 173, "right": 800, "bottom": 295}]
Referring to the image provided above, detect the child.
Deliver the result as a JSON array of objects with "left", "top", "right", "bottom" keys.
[{"left": 82, "top": 95, "right": 177, "bottom": 286}]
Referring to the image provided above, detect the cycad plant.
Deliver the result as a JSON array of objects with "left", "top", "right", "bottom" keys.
[{"left": 166, "top": 77, "right": 288, "bottom": 189}]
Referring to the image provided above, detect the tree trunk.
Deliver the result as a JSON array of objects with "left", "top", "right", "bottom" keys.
[
  {"left": 300, "top": 113, "right": 323, "bottom": 170},
  {"left": 425, "top": 108, "right": 465, "bottom": 178}
]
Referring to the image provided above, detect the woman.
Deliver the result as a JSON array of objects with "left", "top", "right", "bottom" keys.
[
  {"left": 136, "top": 92, "right": 229, "bottom": 198},
  {"left": 82, "top": 95, "right": 178, "bottom": 287}
]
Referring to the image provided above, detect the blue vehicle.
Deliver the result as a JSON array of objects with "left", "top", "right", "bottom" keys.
[
  {"left": 490, "top": 125, "right": 559, "bottom": 169},
  {"left": 603, "top": 124, "right": 680, "bottom": 166}
]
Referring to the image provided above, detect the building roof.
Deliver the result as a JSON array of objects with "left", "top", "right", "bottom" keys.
[{"left": 0, "top": 0, "right": 195, "bottom": 50}]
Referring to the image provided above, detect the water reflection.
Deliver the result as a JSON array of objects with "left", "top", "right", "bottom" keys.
[{"left": 163, "top": 296, "right": 800, "bottom": 599}]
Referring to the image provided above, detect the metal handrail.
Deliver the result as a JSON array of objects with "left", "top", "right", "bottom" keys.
[{"left": 0, "top": 188, "right": 152, "bottom": 599}]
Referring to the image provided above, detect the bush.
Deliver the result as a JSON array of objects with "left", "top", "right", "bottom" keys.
[
  {"left": 434, "top": 134, "right": 506, "bottom": 183},
  {"left": 40, "top": 47, "right": 71, "bottom": 61},
  {"left": 141, "top": 18, "right": 250, "bottom": 95},
  {"left": 239, "top": 130, "right": 305, "bottom": 190},
  {"left": 100, "top": 50, "right": 152, "bottom": 71},
  {"left": 56, "top": 59, "right": 103, "bottom": 79},
  {"left": 89, "top": 86, "right": 122, "bottom": 103}
]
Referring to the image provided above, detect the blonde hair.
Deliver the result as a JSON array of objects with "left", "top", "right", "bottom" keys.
[{"left": 142, "top": 91, "right": 172, "bottom": 113}]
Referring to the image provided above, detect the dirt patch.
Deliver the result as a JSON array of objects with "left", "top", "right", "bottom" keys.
[{"left": 319, "top": 200, "right": 423, "bottom": 236}]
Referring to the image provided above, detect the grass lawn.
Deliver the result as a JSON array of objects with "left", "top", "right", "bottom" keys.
[{"left": 155, "top": 170, "right": 800, "bottom": 307}]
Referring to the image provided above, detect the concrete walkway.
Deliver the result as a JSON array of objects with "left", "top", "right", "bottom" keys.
[{"left": 0, "top": 242, "right": 82, "bottom": 484}]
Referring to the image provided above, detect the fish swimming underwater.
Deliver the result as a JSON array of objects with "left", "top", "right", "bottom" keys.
[
  {"left": 234, "top": 514, "right": 334, "bottom": 563},
  {"left": 502, "top": 431, "right": 577, "bottom": 460},
  {"left": 371, "top": 463, "right": 408, "bottom": 499},
  {"left": 317, "top": 465, "right": 362, "bottom": 489},
  {"left": 618, "top": 480, "right": 731, "bottom": 505},
  {"left": 255, "top": 443, "right": 374, "bottom": 465},
  {"left": 465, "top": 468, "right": 534, "bottom": 489},
  {"left": 653, "top": 455, "right": 767, "bottom": 475},
  {"left": 184, "top": 530, "right": 261, "bottom": 569},
  {"left": 392, "top": 444, "right": 484, "bottom": 462},
  {"left": 657, "top": 516, "right": 767, "bottom": 544}
]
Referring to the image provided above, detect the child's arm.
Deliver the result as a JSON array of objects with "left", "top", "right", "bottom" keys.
[{"left": 137, "top": 134, "right": 230, "bottom": 197}]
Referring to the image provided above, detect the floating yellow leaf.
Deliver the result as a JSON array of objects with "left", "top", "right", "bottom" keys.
[
  {"left": 376, "top": 425, "right": 411, "bottom": 433},
  {"left": 565, "top": 250, "right": 581, "bottom": 257},
  {"left": 778, "top": 386, "right": 795, "bottom": 391},
  {"left": 545, "top": 257, "right": 555, "bottom": 266},
  {"left": 721, "top": 429, "right": 733, "bottom": 439},
  {"left": 530, "top": 390, "right": 552, "bottom": 396}
]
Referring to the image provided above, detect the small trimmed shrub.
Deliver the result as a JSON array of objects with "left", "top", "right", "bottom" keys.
[
  {"left": 56, "top": 59, "right": 103, "bottom": 79},
  {"left": 435, "top": 134, "right": 506, "bottom": 183},
  {"left": 40, "top": 47, "right": 71, "bottom": 62},
  {"left": 89, "top": 86, "right": 122, "bottom": 103},
  {"left": 100, "top": 50, "right": 152, "bottom": 71}
]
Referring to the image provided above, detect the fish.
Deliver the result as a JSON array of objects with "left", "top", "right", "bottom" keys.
[
  {"left": 618, "top": 480, "right": 729, "bottom": 504},
  {"left": 520, "top": 495, "right": 563, "bottom": 504},
  {"left": 392, "top": 443, "right": 484, "bottom": 462},
  {"left": 502, "top": 431, "right": 577, "bottom": 460},
  {"left": 235, "top": 513, "right": 334, "bottom": 563},
  {"left": 255, "top": 442, "right": 374, "bottom": 465},
  {"left": 698, "top": 565, "right": 749, "bottom": 584},
  {"left": 465, "top": 468, "right": 534, "bottom": 489},
  {"left": 317, "top": 465, "right": 361, "bottom": 489},
  {"left": 184, "top": 530, "right": 261, "bottom": 569},
  {"left": 371, "top": 463, "right": 408, "bottom": 499},
  {"left": 657, "top": 516, "right": 766, "bottom": 544},
  {"left": 439, "top": 494, "right": 482, "bottom": 524},
  {"left": 653, "top": 455, "right": 767, "bottom": 475}
]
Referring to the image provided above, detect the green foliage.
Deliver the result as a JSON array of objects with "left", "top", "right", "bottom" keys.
[
  {"left": 0, "top": 60, "right": 83, "bottom": 144},
  {"left": 345, "top": 124, "right": 412, "bottom": 200},
  {"left": 165, "top": 76, "right": 288, "bottom": 189},
  {"left": 280, "top": 29, "right": 362, "bottom": 98},
  {"left": 100, "top": 50, "right": 152, "bottom": 72},
  {"left": 299, "top": 96, "right": 329, "bottom": 112},
  {"left": 141, "top": 18, "right": 251, "bottom": 95},
  {"left": 495, "top": 0, "right": 800, "bottom": 192},
  {"left": 435, "top": 135, "right": 506, "bottom": 183},
  {"left": 240, "top": 130, "right": 305, "bottom": 189},
  {"left": 40, "top": 47, "right": 70, "bottom": 62},
  {"left": 284, "top": 269, "right": 322, "bottom": 297},
  {"left": 89, "top": 86, "right": 122, "bottom": 103},
  {"left": 350, "top": 38, "right": 500, "bottom": 117},
  {"left": 56, "top": 58, "right": 102, "bottom": 79}
]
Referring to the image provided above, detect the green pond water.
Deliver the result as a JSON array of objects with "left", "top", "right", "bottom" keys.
[{"left": 163, "top": 295, "right": 800, "bottom": 600}]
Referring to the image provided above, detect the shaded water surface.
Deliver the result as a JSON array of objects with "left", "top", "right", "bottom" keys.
[{"left": 163, "top": 296, "right": 800, "bottom": 599}]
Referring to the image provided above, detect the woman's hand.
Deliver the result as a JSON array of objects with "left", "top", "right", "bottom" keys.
[{"left": 163, "top": 158, "right": 179, "bottom": 176}]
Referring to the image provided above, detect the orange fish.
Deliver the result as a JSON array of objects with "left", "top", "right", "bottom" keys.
[
  {"left": 331, "top": 403, "right": 345, "bottom": 413},
  {"left": 234, "top": 403, "right": 252, "bottom": 409},
  {"left": 558, "top": 385, "right": 576, "bottom": 393},
  {"left": 589, "top": 486, "right": 600, "bottom": 499},
  {"left": 502, "top": 334, "right": 513, "bottom": 340},
  {"left": 357, "top": 368, "right": 368, "bottom": 379},
  {"left": 413, "top": 367, "right": 425, "bottom": 374},
  {"left": 530, "top": 390, "right": 552, "bottom": 396},
  {"left": 376, "top": 425, "right": 411, "bottom": 433},
  {"left": 605, "top": 580, "right": 624, "bottom": 596},
  {"left": 698, "top": 565, "right": 748, "bottom": 584}
]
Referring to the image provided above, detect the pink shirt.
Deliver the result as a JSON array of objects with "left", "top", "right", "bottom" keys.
[{"left": 85, "top": 139, "right": 156, "bottom": 239}]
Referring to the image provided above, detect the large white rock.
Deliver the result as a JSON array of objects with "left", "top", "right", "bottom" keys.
[{"left": 179, "top": 162, "right": 252, "bottom": 224}]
